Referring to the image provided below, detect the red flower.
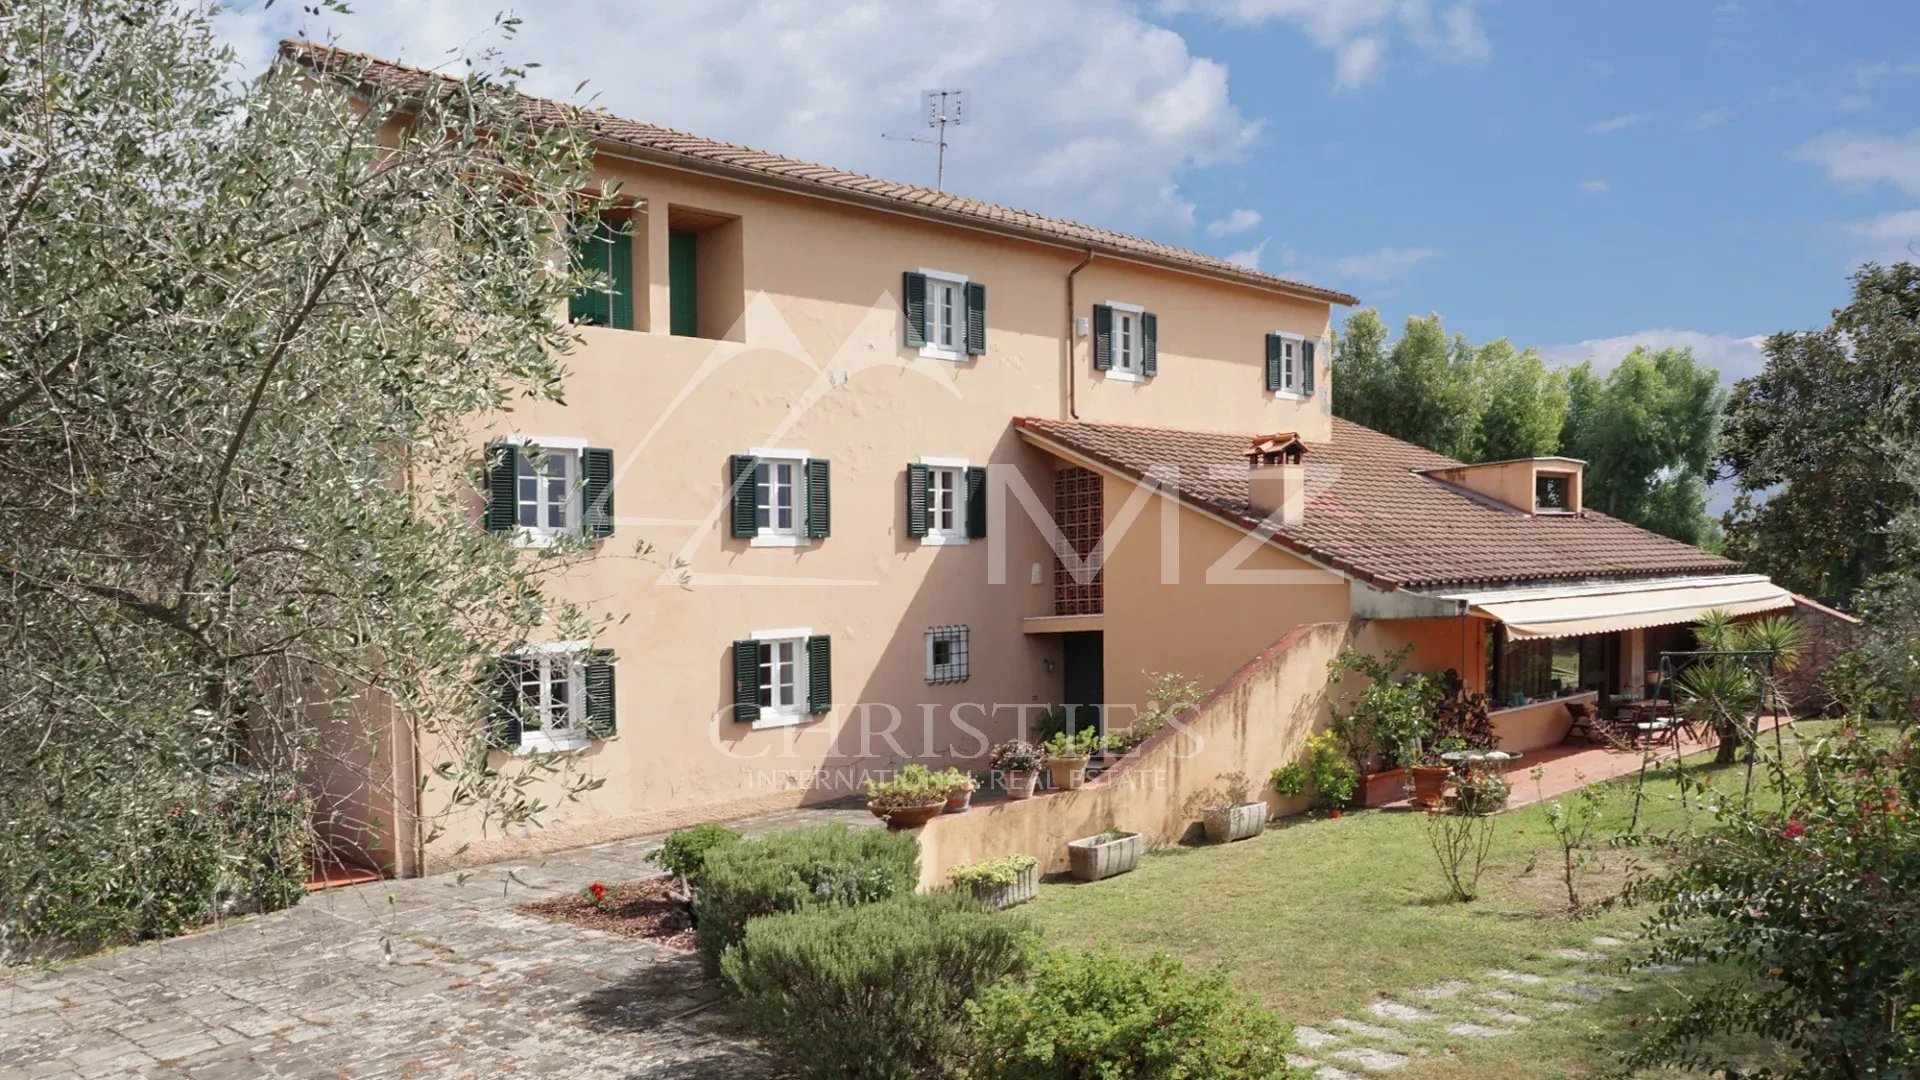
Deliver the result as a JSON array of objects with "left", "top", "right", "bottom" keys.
[
  {"left": 1782, "top": 821, "right": 1807, "bottom": 840},
  {"left": 1330, "top": 809, "right": 1344, "bottom": 819},
  {"left": 588, "top": 882, "right": 607, "bottom": 904}
]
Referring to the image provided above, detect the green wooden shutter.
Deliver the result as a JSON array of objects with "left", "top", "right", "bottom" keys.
[
  {"left": 607, "top": 226, "right": 634, "bottom": 331},
  {"left": 582, "top": 447, "right": 614, "bottom": 538},
  {"left": 805, "top": 459, "right": 831, "bottom": 539},
  {"left": 731, "top": 639, "right": 760, "bottom": 723},
  {"left": 1141, "top": 312, "right": 1159, "bottom": 377},
  {"left": 584, "top": 650, "right": 616, "bottom": 737},
  {"left": 490, "top": 657, "right": 523, "bottom": 748},
  {"left": 905, "top": 462, "right": 931, "bottom": 538},
  {"left": 484, "top": 442, "right": 519, "bottom": 532},
  {"left": 965, "top": 465, "right": 987, "bottom": 539},
  {"left": 902, "top": 272, "right": 927, "bottom": 347},
  {"left": 1301, "top": 339, "right": 1317, "bottom": 395},
  {"left": 669, "top": 229, "right": 698, "bottom": 337},
  {"left": 728, "top": 454, "right": 758, "bottom": 538},
  {"left": 568, "top": 220, "right": 611, "bottom": 326},
  {"left": 964, "top": 282, "right": 987, "bottom": 355},
  {"left": 806, "top": 635, "right": 832, "bottom": 714},
  {"left": 1265, "top": 334, "right": 1283, "bottom": 392},
  {"left": 1093, "top": 304, "right": 1113, "bottom": 370}
]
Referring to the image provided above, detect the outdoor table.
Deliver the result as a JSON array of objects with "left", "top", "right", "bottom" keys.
[{"left": 1438, "top": 749, "right": 1520, "bottom": 777}]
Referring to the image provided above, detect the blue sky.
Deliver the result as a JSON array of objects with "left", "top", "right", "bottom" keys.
[{"left": 215, "top": 0, "right": 1920, "bottom": 384}]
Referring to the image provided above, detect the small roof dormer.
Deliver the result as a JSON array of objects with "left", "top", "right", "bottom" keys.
[{"left": 1418, "top": 456, "right": 1585, "bottom": 517}]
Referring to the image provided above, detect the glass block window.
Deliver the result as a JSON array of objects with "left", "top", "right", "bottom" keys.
[{"left": 925, "top": 625, "right": 970, "bottom": 684}]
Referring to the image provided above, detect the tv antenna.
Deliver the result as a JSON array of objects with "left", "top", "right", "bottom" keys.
[{"left": 883, "top": 89, "right": 967, "bottom": 191}]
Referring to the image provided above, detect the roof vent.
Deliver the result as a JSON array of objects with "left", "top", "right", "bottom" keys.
[{"left": 1245, "top": 432, "right": 1308, "bottom": 526}]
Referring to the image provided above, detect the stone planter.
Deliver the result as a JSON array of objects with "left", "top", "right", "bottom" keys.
[
  {"left": 1047, "top": 755, "right": 1089, "bottom": 791},
  {"left": 969, "top": 865, "right": 1039, "bottom": 911},
  {"left": 869, "top": 796, "right": 947, "bottom": 830},
  {"left": 944, "top": 787, "right": 974, "bottom": 813},
  {"left": 1410, "top": 765, "right": 1453, "bottom": 808},
  {"left": 1003, "top": 770, "right": 1039, "bottom": 800},
  {"left": 1202, "top": 802, "right": 1267, "bottom": 843},
  {"left": 1068, "top": 830, "right": 1144, "bottom": 882}
]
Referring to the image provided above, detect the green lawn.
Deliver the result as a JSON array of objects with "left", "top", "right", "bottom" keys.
[{"left": 1024, "top": 741, "right": 1812, "bottom": 1079}]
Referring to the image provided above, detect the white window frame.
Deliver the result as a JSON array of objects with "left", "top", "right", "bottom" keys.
[
  {"left": 919, "top": 455, "right": 970, "bottom": 546},
  {"left": 924, "top": 625, "right": 970, "bottom": 684},
  {"left": 1271, "top": 331, "right": 1305, "bottom": 399},
  {"left": 509, "top": 434, "right": 588, "bottom": 548},
  {"left": 919, "top": 268, "right": 968, "bottom": 362},
  {"left": 1104, "top": 301, "right": 1148, "bottom": 383},
  {"left": 510, "top": 640, "right": 592, "bottom": 754},
  {"left": 750, "top": 627, "right": 813, "bottom": 729},
  {"left": 749, "top": 447, "right": 813, "bottom": 548}
]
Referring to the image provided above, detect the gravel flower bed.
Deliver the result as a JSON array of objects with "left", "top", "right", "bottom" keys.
[{"left": 520, "top": 878, "right": 695, "bottom": 951}]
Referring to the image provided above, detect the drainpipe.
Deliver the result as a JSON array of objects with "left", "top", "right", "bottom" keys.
[{"left": 1065, "top": 249, "right": 1094, "bottom": 419}]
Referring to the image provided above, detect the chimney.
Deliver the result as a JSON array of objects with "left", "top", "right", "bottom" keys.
[{"left": 1244, "top": 432, "right": 1308, "bottom": 527}]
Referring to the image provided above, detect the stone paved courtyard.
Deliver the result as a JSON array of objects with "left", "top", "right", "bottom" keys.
[{"left": 0, "top": 804, "right": 872, "bottom": 1079}]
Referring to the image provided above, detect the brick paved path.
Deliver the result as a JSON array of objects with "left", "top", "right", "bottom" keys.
[{"left": 0, "top": 804, "right": 872, "bottom": 1079}]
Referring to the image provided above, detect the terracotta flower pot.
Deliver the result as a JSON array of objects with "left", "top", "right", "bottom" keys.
[
  {"left": 1004, "top": 770, "right": 1039, "bottom": 799},
  {"left": 944, "top": 787, "right": 974, "bottom": 813},
  {"left": 873, "top": 796, "right": 948, "bottom": 830},
  {"left": 1047, "top": 755, "right": 1089, "bottom": 791},
  {"left": 1410, "top": 765, "right": 1453, "bottom": 808}
]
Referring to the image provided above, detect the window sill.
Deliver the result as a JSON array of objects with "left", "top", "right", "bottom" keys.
[
  {"left": 1271, "top": 390, "right": 1304, "bottom": 401},
  {"left": 750, "top": 533, "right": 813, "bottom": 548},
  {"left": 1534, "top": 508, "right": 1576, "bottom": 516},
  {"left": 514, "top": 529, "right": 577, "bottom": 549},
  {"left": 918, "top": 345, "right": 970, "bottom": 363},
  {"left": 1103, "top": 369, "right": 1147, "bottom": 383},
  {"left": 920, "top": 533, "right": 971, "bottom": 547},
  {"left": 751, "top": 710, "right": 814, "bottom": 731},
  {"left": 514, "top": 733, "right": 592, "bottom": 755}
]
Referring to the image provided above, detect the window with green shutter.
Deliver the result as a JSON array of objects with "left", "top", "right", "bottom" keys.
[
  {"left": 490, "top": 656, "right": 524, "bottom": 748},
  {"left": 483, "top": 442, "right": 519, "bottom": 533},
  {"left": 965, "top": 465, "right": 988, "bottom": 539},
  {"left": 902, "top": 271, "right": 927, "bottom": 347},
  {"left": 495, "top": 648, "right": 597, "bottom": 750},
  {"left": 1099, "top": 303, "right": 1151, "bottom": 379},
  {"left": 905, "top": 462, "right": 931, "bottom": 538},
  {"left": 731, "top": 639, "right": 761, "bottom": 724},
  {"left": 964, "top": 282, "right": 987, "bottom": 355},
  {"left": 1301, "top": 339, "right": 1317, "bottom": 395},
  {"left": 728, "top": 455, "right": 758, "bottom": 538},
  {"left": 582, "top": 447, "right": 615, "bottom": 539},
  {"left": 733, "top": 452, "right": 820, "bottom": 544},
  {"left": 734, "top": 631, "right": 824, "bottom": 726},
  {"left": 1141, "top": 312, "right": 1159, "bottom": 378},
  {"left": 1265, "top": 333, "right": 1284, "bottom": 392},
  {"left": 568, "top": 217, "right": 634, "bottom": 330},
  {"left": 1093, "top": 304, "right": 1114, "bottom": 370},
  {"left": 806, "top": 635, "right": 832, "bottom": 714},
  {"left": 669, "top": 229, "right": 698, "bottom": 337},
  {"left": 805, "top": 459, "right": 831, "bottom": 538},
  {"left": 584, "top": 650, "right": 616, "bottom": 737}
]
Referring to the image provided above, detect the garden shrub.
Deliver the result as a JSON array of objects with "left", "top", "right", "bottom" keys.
[
  {"left": 647, "top": 822, "right": 741, "bottom": 892},
  {"left": 692, "top": 823, "right": 918, "bottom": 974},
  {"left": 722, "top": 889, "right": 1031, "bottom": 1080},
  {"left": 966, "top": 949, "right": 1302, "bottom": 1080}
]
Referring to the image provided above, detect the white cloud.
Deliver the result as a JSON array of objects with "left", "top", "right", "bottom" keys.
[
  {"left": 1329, "top": 246, "right": 1439, "bottom": 281},
  {"left": 212, "top": 0, "right": 1261, "bottom": 233},
  {"left": 1539, "top": 329, "right": 1769, "bottom": 384},
  {"left": 1585, "top": 113, "right": 1645, "bottom": 135},
  {"left": 1205, "top": 208, "right": 1263, "bottom": 237},
  {"left": 1584, "top": 58, "right": 1615, "bottom": 77},
  {"left": 1161, "top": 0, "right": 1491, "bottom": 90},
  {"left": 1225, "top": 239, "right": 1269, "bottom": 269},
  {"left": 1793, "top": 128, "right": 1920, "bottom": 196},
  {"left": 1845, "top": 208, "right": 1920, "bottom": 240},
  {"left": 1693, "top": 107, "right": 1730, "bottom": 129},
  {"left": 1577, "top": 179, "right": 1610, "bottom": 194},
  {"left": 1713, "top": 1, "right": 1743, "bottom": 17}
]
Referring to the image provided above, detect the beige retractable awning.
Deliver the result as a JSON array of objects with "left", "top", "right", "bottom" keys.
[{"left": 1446, "top": 575, "right": 1794, "bottom": 640}]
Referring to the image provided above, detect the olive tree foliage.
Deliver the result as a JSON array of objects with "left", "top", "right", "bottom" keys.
[{"left": 0, "top": 1, "right": 622, "bottom": 954}]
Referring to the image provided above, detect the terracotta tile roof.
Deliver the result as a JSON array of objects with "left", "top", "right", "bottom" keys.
[
  {"left": 277, "top": 41, "right": 1359, "bottom": 308},
  {"left": 1015, "top": 416, "right": 1738, "bottom": 590}
]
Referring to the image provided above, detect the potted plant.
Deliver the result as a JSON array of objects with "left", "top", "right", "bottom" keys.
[
  {"left": 936, "top": 767, "right": 977, "bottom": 813},
  {"left": 1301, "top": 730, "right": 1359, "bottom": 810},
  {"left": 1043, "top": 729, "right": 1099, "bottom": 791},
  {"left": 1409, "top": 737, "right": 1463, "bottom": 809},
  {"left": 864, "top": 764, "right": 951, "bottom": 829},
  {"left": 988, "top": 740, "right": 1044, "bottom": 799},
  {"left": 948, "top": 854, "right": 1039, "bottom": 910},
  {"left": 1326, "top": 646, "right": 1441, "bottom": 807},
  {"left": 1067, "top": 826, "right": 1144, "bottom": 881},
  {"left": 1271, "top": 762, "right": 1308, "bottom": 800},
  {"left": 1201, "top": 771, "right": 1267, "bottom": 843},
  {"left": 1453, "top": 768, "right": 1510, "bottom": 816}
]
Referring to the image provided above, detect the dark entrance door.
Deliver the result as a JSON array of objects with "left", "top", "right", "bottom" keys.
[{"left": 1061, "top": 631, "right": 1105, "bottom": 736}]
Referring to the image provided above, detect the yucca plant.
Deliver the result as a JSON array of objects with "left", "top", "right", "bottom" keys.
[{"left": 1676, "top": 612, "right": 1806, "bottom": 764}]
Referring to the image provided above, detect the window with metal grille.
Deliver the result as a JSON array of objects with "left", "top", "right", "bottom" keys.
[{"left": 925, "top": 625, "right": 970, "bottom": 684}]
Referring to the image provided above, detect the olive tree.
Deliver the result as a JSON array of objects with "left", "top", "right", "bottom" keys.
[{"left": 0, "top": 2, "right": 626, "bottom": 956}]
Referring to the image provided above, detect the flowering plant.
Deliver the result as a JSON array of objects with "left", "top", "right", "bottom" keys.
[
  {"left": 988, "top": 740, "right": 1045, "bottom": 773},
  {"left": 584, "top": 882, "right": 608, "bottom": 907}
]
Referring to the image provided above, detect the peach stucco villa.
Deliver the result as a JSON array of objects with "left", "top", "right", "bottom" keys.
[{"left": 284, "top": 43, "right": 1813, "bottom": 881}]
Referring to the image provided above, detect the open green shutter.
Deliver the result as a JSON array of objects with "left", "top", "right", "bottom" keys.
[
  {"left": 1301, "top": 339, "right": 1317, "bottom": 395},
  {"left": 728, "top": 455, "right": 758, "bottom": 538},
  {"left": 1093, "top": 304, "right": 1113, "bottom": 370},
  {"left": 964, "top": 282, "right": 987, "bottom": 355},
  {"left": 669, "top": 230, "right": 698, "bottom": 337},
  {"left": 806, "top": 636, "right": 832, "bottom": 714},
  {"left": 731, "top": 640, "right": 760, "bottom": 723},
  {"left": 806, "top": 459, "right": 831, "bottom": 539},
  {"left": 1265, "top": 334, "right": 1283, "bottom": 392},
  {"left": 1142, "top": 312, "right": 1159, "bottom": 377},
  {"left": 905, "top": 463, "right": 930, "bottom": 538},
  {"left": 902, "top": 272, "right": 927, "bottom": 347},
  {"left": 965, "top": 466, "right": 987, "bottom": 539},
  {"left": 584, "top": 650, "right": 616, "bottom": 737},
  {"left": 582, "top": 447, "right": 614, "bottom": 538},
  {"left": 490, "top": 657, "right": 523, "bottom": 748},
  {"left": 484, "top": 443, "right": 519, "bottom": 532},
  {"left": 568, "top": 220, "right": 610, "bottom": 326},
  {"left": 607, "top": 227, "right": 634, "bottom": 331}
]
